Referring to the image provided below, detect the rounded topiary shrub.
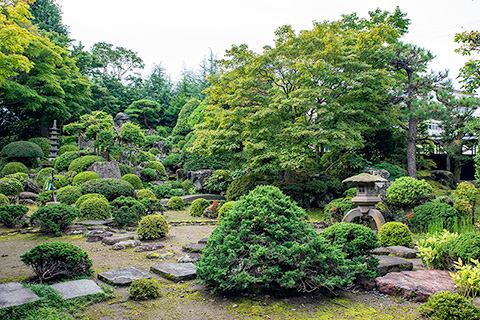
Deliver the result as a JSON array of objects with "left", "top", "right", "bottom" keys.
[
  {"left": 30, "top": 204, "right": 79, "bottom": 236},
  {"left": 1, "top": 162, "right": 28, "bottom": 176},
  {"left": 140, "top": 169, "right": 157, "bottom": 182},
  {"left": 42, "top": 174, "right": 67, "bottom": 190},
  {"left": 28, "top": 137, "right": 50, "bottom": 159},
  {"left": 148, "top": 147, "right": 161, "bottom": 155},
  {"left": 0, "top": 204, "right": 28, "bottom": 228},
  {"left": 217, "top": 201, "right": 235, "bottom": 220},
  {"left": 410, "top": 201, "right": 462, "bottom": 232},
  {"left": 121, "top": 174, "right": 143, "bottom": 190},
  {"left": 58, "top": 144, "right": 78, "bottom": 155},
  {"left": 197, "top": 185, "right": 357, "bottom": 294},
  {"left": 418, "top": 291, "right": 480, "bottom": 320},
  {"left": 68, "top": 155, "right": 106, "bottom": 172},
  {"left": 21, "top": 242, "right": 92, "bottom": 282},
  {"left": 54, "top": 151, "right": 78, "bottom": 172},
  {"left": 0, "top": 193, "right": 9, "bottom": 206},
  {"left": 0, "top": 141, "right": 44, "bottom": 167},
  {"left": 129, "top": 278, "right": 160, "bottom": 300},
  {"left": 167, "top": 196, "right": 185, "bottom": 210},
  {"left": 6, "top": 172, "right": 29, "bottom": 182},
  {"left": 137, "top": 214, "right": 169, "bottom": 240},
  {"left": 78, "top": 197, "right": 111, "bottom": 220},
  {"left": 55, "top": 186, "right": 82, "bottom": 205},
  {"left": 387, "top": 177, "right": 434, "bottom": 209},
  {"left": 110, "top": 196, "right": 147, "bottom": 227},
  {"left": 80, "top": 178, "right": 135, "bottom": 201},
  {"left": 0, "top": 177, "right": 23, "bottom": 196},
  {"left": 225, "top": 173, "right": 267, "bottom": 201},
  {"left": 35, "top": 168, "right": 57, "bottom": 187},
  {"left": 136, "top": 189, "right": 156, "bottom": 201},
  {"left": 119, "top": 163, "right": 133, "bottom": 176},
  {"left": 144, "top": 161, "right": 166, "bottom": 176},
  {"left": 73, "top": 171, "right": 100, "bottom": 185},
  {"left": 190, "top": 198, "right": 209, "bottom": 217},
  {"left": 378, "top": 222, "right": 412, "bottom": 247},
  {"left": 75, "top": 193, "right": 108, "bottom": 209}
]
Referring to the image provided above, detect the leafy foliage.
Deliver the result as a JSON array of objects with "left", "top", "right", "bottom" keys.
[
  {"left": 78, "top": 196, "right": 111, "bottom": 220},
  {"left": 0, "top": 177, "right": 23, "bottom": 196},
  {"left": 190, "top": 198, "right": 210, "bottom": 217},
  {"left": 450, "top": 258, "right": 480, "bottom": 299},
  {"left": 410, "top": 202, "right": 461, "bottom": 233},
  {"left": 72, "top": 171, "right": 99, "bottom": 185},
  {"left": 144, "top": 161, "right": 166, "bottom": 175},
  {"left": 55, "top": 185, "right": 82, "bottom": 205},
  {"left": 0, "top": 141, "right": 44, "bottom": 166},
  {"left": 110, "top": 196, "right": 146, "bottom": 227},
  {"left": 0, "top": 204, "right": 28, "bottom": 228},
  {"left": 418, "top": 291, "right": 480, "bottom": 320},
  {"left": 370, "top": 162, "right": 405, "bottom": 181},
  {"left": 378, "top": 222, "right": 412, "bottom": 247},
  {"left": 386, "top": 177, "right": 434, "bottom": 209},
  {"left": 28, "top": 137, "right": 51, "bottom": 160},
  {"left": 323, "top": 197, "right": 355, "bottom": 222},
  {"left": 139, "top": 168, "right": 157, "bottom": 183},
  {"left": 137, "top": 214, "right": 169, "bottom": 240},
  {"left": 30, "top": 204, "right": 79, "bottom": 236},
  {"left": 217, "top": 201, "right": 235, "bottom": 220},
  {"left": 121, "top": 174, "right": 143, "bottom": 189},
  {"left": 129, "top": 278, "right": 160, "bottom": 301},
  {"left": 167, "top": 196, "right": 185, "bottom": 210},
  {"left": 53, "top": 151, "right": 78, "bottom": 172},
  {"left": 1, "top": 161, "right": 28, "bottom": 176},
  {"left": 80, "top": 178, "right": 134, "bottom": 201},
  {"left": 0, "top": 193, "right": 9, "bottom": 206},
  {"left": 225, "top": 173, "right": 267, "bottom": 201},
  {"left": 136, "top": 189, "right": 156, "bottom": 201},
  {"left": 204, "top": 169, "right": 233, "bottom": 194},
  {"left": 68, "top": 155, "right": 106, "bottom": 172}
]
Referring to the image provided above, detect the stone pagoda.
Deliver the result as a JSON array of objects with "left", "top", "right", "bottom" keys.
[{"left": 48, "top": 120, "right": 60, "bottom": 164}]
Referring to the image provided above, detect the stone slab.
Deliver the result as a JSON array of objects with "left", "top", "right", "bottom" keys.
[
  {"left": 375, "top": 270, "right": 456, "bottom": 302},
  {"left": 371, "top": 247, "right": 390, "bottom": 255},
  {"left": 151, "top": 263, "right": 197, "bottom": 281},
  {"left": 182, "top": 242, "right": 206, "bottom": 253},
  {"left": 178, "top": 253, "right": 202, "bottom": 263},
  {"left": 50, "top": 279, "right": 104, "bottom": 300},
  {"left": 385, "top": 246, "right": 418, "bottom": 259},
  {"left": 98, "top": 266, "right": 151, "bottom": 286},
  {"left": 374, "top": 255, "right": 413, "bottom": 277},
  {"left": 0, "top": 282, "right": 40, "bottom": 308},
  {"left": 102, "top": 234, "right": 135, "bottom": 245},
  {"left": 112, "top": 240, "right": 142, "bottom": 250},
  {"left": 198, "top": 237, "right": 209, "bottom": 244},
  {"left": 146, "top": 249, "right": 176, "bottom": 259},
  {"left": 76, "top": 219, "right": 113, "bottom": 226},
  {"left": 135, "top": 243, "right": 165, "bottom": 252}
]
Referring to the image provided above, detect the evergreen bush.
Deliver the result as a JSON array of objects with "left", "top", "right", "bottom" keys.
[
  {"left": 75, "top": 193, "right": 108, "bottom": 209},
  {"left": 0, "top": 177, "right": 23, "bottom": 196},
  {"left": 68, "top": 155, "right": 106, "bottom": 172},
  {"left": 30, "top": 204, "right": 79, "bottom": 236},
  {"left": 137, "top": 214, "right": 169, "bottom": 240},
  {"left": 418, "top": 291, "right": 480, "bottom": 320},
  {"left": 53, "top": 151, "right": 78, "bottom": 172},
  {"left": 144, "top": 161, "right": 166, "bottom": 175},
  {"left": 5, "top": 172, "right": 29, "bottom": 182},
  {"left": 1, "top": 162, "right": 28, "bottom": 176},
  {"left": 42, "top": 174, "right": 67, "bottom": 191},
  {"left": 324, "top": 197, "right": 355, "bottom": 222},
  {"left": 378, "top": 222, "right": 412, "bottom": 247},
  {"left": 21, "top": 242, "right": 92, "bottom": 282},
  {"left": 121, "top": 174, "right": 143, "bottom": 189},
  {"left": 63, "top": 170, "right": 77, "bottom": 185},
  {"left": 73, "top": 171, "right": 99, "bottom": 185},
  {"left": 80, "top": 178, "right": 135, "bottom": 201},
  {"left": 140, "top": 198, "right": 165, "bottom": 215},
  {"left": 129, "top": 278, "right": 160, "bottom": 300},
  {"left": 410, "top": 202, "right": 462, "bottom": 232},
  {"left": 0, "top": 193, "right": 9, "bottom": 206},
  {"left": 387, "top": 177, "right": 434, "bottom": 209},
  {"left": 0, "top": 141, "right": 44, "bottom": 167},
  {"left": 78, "top": 197, "right": 111, "bottom": 220},
  {"left": 167, "top": 196, "right": 185, "bottom": 210},
  {"left": 140, "top": 168, "right": 157, "bottom": 182},
  {"left": 55, "top": 186, "right": 82, "bottom": 205},
  {"left": 197, "top": 185, "right": 357, "bottom": 294},
  {"left": 35, "top": 168, "right": 57, "bottom": 188},
  {"left": 110, "top": 196, "right": 146, "bottom": 227},
  {"left": 136, "top": 189, "right": 156, "bottom": 201},
  {"left": 28, "top": 137, "right": 50, "bottom": 159},
  {"left": 119, "top": 163, "right": 133, "bottom": 176},
  {"left": 148, "top": 147, "right": 161, "bottom": 155},
  {"left": 58, "top": 144, "right": 77, "bottom": 155},
  {"left": 0, "top": 204, "right": 28, "bottom": 228},
  {"left": 449, "top": 232, "right": 480, "bottom": 265},
  {"left": 217, "top": 201, "right": 235, "bottom": 220},
  {"left": 204, "top": 169, "right": 233, "bottom": 194},
  {"left": 190, "top": 198, "right": 209, "bottom": 217},
  {"left": 225, "top": 173, "right": 268, "bottom": 201},
  {"left": 181, "top": 179, "right": 195, "bottom": 193},
  {"left": 371, "top": 162, "right": 406, "bottom": 181}
]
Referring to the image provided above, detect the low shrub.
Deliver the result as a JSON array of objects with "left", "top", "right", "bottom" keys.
[
  {"left": 0, "top": 141, "right": 43, "bottom": 167},
  {"left": 137, "top": 214, "right": 169, "bottom": 240},
  {"left": 28, "top": 137, "right": 50, "bottom": 159},
  {"left": 140, "top": 198, "right": 165, "bottom": 216},
  {"left": 144, "top": 161, "right": 166, "bottom": 175},
  {"left": 75, "top": 193, "right": 108, "bottom": 209},
  {"left": 58, "top": 144, "right": 77, "bottom": 155},
  {"left": 387, "top": 177, "right": 434, "bottom": 210},
  {"left": 152, "top": 183, "right": 172, "bottom": 198},
  {"left": 181, "top": 180, "right": 195, "bottom": 193},
  {"left": 55, "top": 186, "right": 82, "bottom": 205},
  {"left": 68, "top": 155, "right": 106, "bottom": 172},
  {"left": 148, "top": 147, "right": 161, "bottom": 155},
  {"left": 121, "top": 174, "right": 143, "bottom": 189},
  {"left": 63, "top": 170, "right": 77, "bottom": 185},
  {"left": 30, "top": 204, "right": 79, "bottom": 236},
  {"left": 0, "top": 177, "right": 23, "bottom": 196},
  {"left": 167, "top": 196, "right": 185, "bottom": 210},
  {"left": 1, "top": 162, "right": 28, "bottom": 176},
  {"left": 73, "top": 171, "right": 100, "bottom": 185},
  {"left": 378, "top": 222, "right": 412, "bottom": 247},
  {"left": 42, "top": 174, "right": 68, "bottom": 191},
  {"left": 80, "top": 178, "right": 135, "bottom": 201},
  {"left": 35, "top": 168, "right": 57, "bottom": 187},
  {"left": 129, "top": 278, "right": 160, "bottom": 300},
  {"left": 140, "top": 169, "right": 157, "bottom": 182},
  {"left": 417, "top": 230, "right": 458, "bottom": 270},
  {"left": 0, "top": 193, "right": 9, "bottom": 206},
  {"left": 418, "top": 291, "right": 480, "bottom": 320},
  {"left": 162, "top": 153, "right": 182, "bottom": 168},
  {"left": 21, "top": 242, "right": 92, "bottom": 282},
  {"left": 450, "top": 258, "right": 480, "bottom": 298},
  {"left": 370, "top": 162, "right": 406, "bottom": 181},
  {"left": 5, "top": 172, "right": 29, "bottom": 182},
  {"left": 136, "top": 189, "right": 155, "bottom": 201},
  {"left": 119, "top": 163, "right": 133, "bottom": 176},
  {"left": 217, "top": 201, "right": 235, "bottom": 220},
  {"left": 410, "top": 202, "right": 462, "bottom": 233},
  {"left": 204, "top": 170, "right": 233, "bottom": 194},
  {"left": 110, "top": 196, "right": 146, "bottom": 227},
  {"left": 78, "top": 197, "right": 111, "bottom": 220},
  {"left": 53, "top": 151, "right": 78, "bottom": 172},
  {"left": 190, "top": 198, "right": 209, "bottom": 217},
  {"left": 323, "top": 197, "right": 355, "bottom": 222},
  {"left": 225, "top": 173, "right": 267, "bottom": 201},
  {"left": 449, "top": 232, "right": 480, "bottom": 266},
  {"left": 0, "top": 204, "right": 28, "bottom": 228}
]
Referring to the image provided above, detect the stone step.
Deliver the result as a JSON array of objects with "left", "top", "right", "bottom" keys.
[
  {"left": 98, "top": 266, "right": 151, "bottom": 286},
  {"left": 374, "top": 254, "right": 413, "bottom": 277},
  {"left": 50, "top": 279, "right": 104, "bottom": 300},
  {"left": 0, "top": 282, "right": 40, "bottom": 309},
  {"left": 151, "top": 262, "right": 197, "bottom": 281}
]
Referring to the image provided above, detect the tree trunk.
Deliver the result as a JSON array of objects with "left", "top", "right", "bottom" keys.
[{"left": 407, "top": 118, "right": 417, "bottom": 178}]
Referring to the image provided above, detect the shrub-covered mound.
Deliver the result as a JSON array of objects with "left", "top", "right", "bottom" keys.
[
  {"left": 0, "top": 193, "right": 9, "bottom": 206},
  {"left": 167, "top": 196, "right": 185, "bottom": 210},
  {"left": 121, "top": 174, "right": 143, "bottom": 189},
  {"left": 42, "top": 174, "right": 67, "bottom": 191},
  {"left": 190, "top": 198, "right": 209, "bottom": 217},
  {"left": 410, "top": 201, "right": 461, "bottom": 232},
  {"left": 1, "top": 162, "right": 28, "bottom": 176},
  {"left": 0, "top": 204, "right": 28, "bottom": 228},
  {"left": 217, "top": 201, "right": 235, "bottom": 220},
  {"left": 387, "top": 177, "right": 433, "bottom": 209},
  {"left": 54, "top": 186, "right": 82, "bottom": 205},
  {"left": 28, "top": 137, "right": 50, "bottom": 159},
  {"left": 110, "top": 196, "right": 147, "bottom": 227},
  {"left": 35, "top": 168, "right": 57, "bottom": 187},
  {"left": 30, "top": 204, "right": 79, "bottom": 236},
  {"left": 136, "top": 189, "right": 155, "bottom": 201},
  {"left": 68, "top": 155, "right": 106, "bottom": 172},
  {"left": 73, "top": 171, "right": 99, "bottom": 185},
  {"left": 418, "top": 291, "right": 480, "bottom": 320},
  {"left": 75, "top": 193, "right": 108, "bottom": 209},
  {"left": 378, "top": 222, "right": 412, "bottom": 247},
  {"left": 0, "top": 141, "right": 44, "bottom": 166},
  {"left": 225, "top": 173, "right": 267, "bottom": 201},
  {"left": 137, "top": 214, "right": 169, "bottom": 240},
  {"left": 21, "top": 242, "right": 92, "bottom": 282},
  {"left": 139, "top": 168, "right": 157, "bottom": 182},
  {"left": 53, "top": 151, "right": 78, "bottom": 172},
  {"left": 198, "top": 185, "right": 356, "bottom": 294},
  {"left": 0, "top": 177, "right": 23, "bottom": 196},
  {"left": 129, "top": 278, "right": 160, "bottom": 300},
  {"left": 144, "top": 161, "right": 166, "bottom": 175},
  {"left": 78, "top": 197, "right": 111, "bottom": 220},
  {"left": 80, "top": 178, "right": 135, "bottom": 201}
]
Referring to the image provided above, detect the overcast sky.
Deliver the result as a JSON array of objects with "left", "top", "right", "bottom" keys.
[{"left": 56, "top": 0, "right": 480, "bottom": 88}]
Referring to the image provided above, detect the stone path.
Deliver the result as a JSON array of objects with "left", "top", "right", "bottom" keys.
[
  {"left": 151, "top": 262, "right": 197, "bottom": 281},
  {"left": 375, "top": 254, "right": 414, "bottom": 277},
  {"left": 51, "top": 279, "right": 104, "bottom": 300},
  {"left": 98, "top": 266, "right": 151, "bottom": 286},
  {"left": 0, "top": 282, "right": 40, "bottom": 308}
]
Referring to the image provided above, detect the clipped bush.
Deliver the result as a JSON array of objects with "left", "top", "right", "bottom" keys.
[
  {"left": 119, "top": 163, "right": 133, "bottom": 176},
  {"left": 0, "top": 141, "right": 44, "bottom": 166},
  {"left": 0, "top": 177, "right": 23, "bottom": 196},
  {"left": 167, "top": 196, "right": 185, "bottom": 210},
  {"left": 36, "top": 190, "right": 55, "bottom": 206},
  {"left": 418, "top": 291, "right": 480, "bottom": 320},
  {"left": 55, "top": 186, "right": 82, "bottom": 205},
  {"left": 80, "top": 178, "right": 135, "bottom": 201},
  {"left": 190, "top": 198, "right": 209, "bottom": 217},
  {"left": 28, "top": 137, "right": 51, "bottom": 159},
  {"left": 121, "top": 174, "right": 143, "bottom": 189},
  {"left": 42, "top": 174, "right": 67, "bottom": 190},
  {"left": 78, "top": 197, "right": 111, "bottom": 220},
  {"left": 140, "top": 168, "right": 157, "bottom": 182},
  {"left": 387, "top": 177, "right": 434, "bottom": 209},
  {"left": 1, "top": 162, "right": 28, "bottom": 176},
  {"left": 64, "top": 171, "right": 78, "bottom": 185},
  {"left": 136, "top": 189, "right": 155, "bottom": 201},
  {"left": 378, "top": 222, "right": 412, "bottom": 247},
  {"left": 204, "top": 169, "right": 233, "bottom": 194},
  {"left": 68, "top": 155, "right": 106, "bottom": 172},
  {"left": 225, "top": 173, "right": 267, "bottom": 201},
  {"left": 35, "top": 168, "right": 57, "bottom": 187},
  {"left": 75, "top": 193, "right": 108, "bottom": 209},
  {"left": 217, "top": 201, "right": 235, "bottom": 220},
  {"left": 0, "top": 204, "right": 28, "bottom": 228},
  {"left": 129, "top": 278, "right": 160, "bottom": 300},
  {"left": 5, "top": 172, "right": 28, "bottom": 182},
  {"left": 198, "top": 185, "right": 359, "bottom": 294},
  {"left": 73, "top": 171, "right": 100, "bottom": 185},
  {"left": 30, "top": 204, "right": 79, "bottom": 236},
  {"left": 140, "top": 198, "right": 165, "bottom": 216},
  {"left": 137, "top": 214, "right": 169, "bottom": 240},
  {"left": 410, "top": 202, "right": 462, "bottom": 232},
  {"left": 0, "top": 193, "right": 9, "bottom": 206},
  {"left": 162, "top": 153, "right": 182, "bottom": 168},
  {"left": 144, "top": 161, "right": 166, "bottom": 176},
  {"left": 58, "top": 144, "right": 78, "bottom": 155},
  {"left": 110, "top": 196, "right": 147, "bottom": 227},
  {"left": 54, "top": 151, "right": 78, "bottom": 172},
  {"left": 21, "top": 242, "right": 92, "bottom": 282},
  {"left": 169, "top": 180, "right": 182, "bottom": 189},
  {"left": 148, "top": 147, "right": 161, "bottom": 155}
]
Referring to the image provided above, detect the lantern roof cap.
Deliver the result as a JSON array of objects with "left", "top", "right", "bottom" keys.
[{"left": 342, "top": 173, "right": 388, "bottom": 184}]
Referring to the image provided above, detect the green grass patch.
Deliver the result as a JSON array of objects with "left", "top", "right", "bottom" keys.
[{"left": 306, "top": 208, "right": 331, "bottom": 222}]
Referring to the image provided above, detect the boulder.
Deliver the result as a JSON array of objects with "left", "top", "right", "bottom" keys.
[
  {"left": 112, "top": 240, "right": 142, "bottom": 250},
  {"left": 19, "top": 192, "right": 38, "bottom": 201},
  {"left": 101, "top": 234, "right": 135, "bottom": 245},
  {"left": 135, "top": 243, "right": 165, "bottom": 252},
  {"left": 85, "top": 230, "right": 113, "bottom": 242},
  {"left": 87, "top": 161, "right": 121, "bottom": 179},
  {"left": 22, "top": 179, "right": 40, "bottom": 194},
  {"left": 176, "top": 169, "right": 187, "bottom": 183},
  {"left": 114, "top": 112, "right": 130, "bottom": 129},
  {"left": 187, "top": 170, "right": 214, "bottom": 191},
  {"left": 429, "top": 170, "right": 456, "bottom": 189}
]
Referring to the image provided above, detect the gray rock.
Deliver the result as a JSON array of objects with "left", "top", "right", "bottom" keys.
[
  {"left": 22, "top": 179, "right": 40, "bottom": 194},
  {"left": 135, "top": 243, "right": 165, "bottom": 252},
  {"left": 198, "top": 238, "right": 209, "bottom": 244},
  {"left": 374, "top": 255, "right": 413, "bottom": 277},
  {"left": 85, "top": 230, "right": 113, "bottom": 242},
  {"left": 0, "top": 282, "right": 40, "bottom": 308},
  {"left": 151, "top": 263, "right": 197, "bottom": 281},
  {"left": 51, "top": 279, "right": 104, "bottom": 300},
  {"left": 98, "top": 266, "right": 151, "bottom": 286},
  {"left": 176, "top": 169, "right": 187, "bottom": 183},
  {"left": 112, "top": 240, "right": 142, "bottom": 250},
  {"left": 187, "top": 170, "right": 215, "bottom": 191},
  {"left": 114, "top": 112, "right": 130, "bottom": 128},
  {"left": 146, "top": 249, "right": 175, "bottom": 259},
  {"left": 182, "top": 243, "right": 206, "bottom": 253},
  {"left": 65, "top": 225, "right": 87, "bottom": 236},
  {"left": 385, "top": 246, "right": 419, "bottom": 259},
  {"left": 101, "top": 234, "right": 135, "bottom": 245},
  {"left": 178, "top": 253, "right": 201, "bottom": 263},
  {"left": 19, "top": 199, "right": 35, "bottom": 205},
  {"left": 18, "top": 192, "right": 38, "bottom": 200},
  {"left": 371, "top": 247, "right": 390, "bottom": 255},
  {"left": 87, "top": 161, "right": 121, "bottom": 179}
]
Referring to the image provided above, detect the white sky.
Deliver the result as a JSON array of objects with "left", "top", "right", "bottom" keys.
[{"left": 56, "top": 0, "right": 480, "bottom": 87}]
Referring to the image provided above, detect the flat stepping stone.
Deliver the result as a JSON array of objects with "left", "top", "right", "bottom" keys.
[
  {"left": 85, "top": 230, "right": 113, "bottom": 242},
  {"left": 151, "top": 262, "right": 197, "bottom": 281},
  {"left": 371, "top": 247, "right": 390, "bottom": 255},
  {"left": 50, "top": 279, "right": 104, "bottom": 300},
  {"left": 375, "top": 270, "right": 456, "bottom": 302},
  {"left": 178, "top": 253, "right": 202, "bottom": 263},
  {"left": 98, "top": 266, "right": 151, "bottom": 286},
  {"left": 135, "top": 243, "right": 165, "bottom": 252},
  {"left": 76, "top": 219, "right": 113, "bottom": 226},
  {"left": 146, "top": 249, "right": 176, "bottom": 259},
  {"left": 102, "top": 234, "right": 135, "bottom": 245},
  {"left": 198, "top": 238, "right": 208, "bottom": 244},
  {"left": 385, "top": 246, "right": 418, "bottom": 259},
  {"left": 0, "top": 282, "right": 40, "bottom": 308},
  {"left": 374, "top": 255, "right": 413, "bottom": 277},
  {"left": 182, "top": 242, "right": 206, "bottom": 253},
  {"left": 112, "top": 240, "right": 142, "bottom": 250}
]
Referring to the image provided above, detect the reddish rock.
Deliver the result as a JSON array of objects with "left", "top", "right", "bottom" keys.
[{"left": 375, "top": 270, "right": 456, "bottom": 302}]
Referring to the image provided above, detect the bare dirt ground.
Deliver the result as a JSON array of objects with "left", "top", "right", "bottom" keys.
[{"left": 0, "top": 210, "right": 422, "bottom": 320}]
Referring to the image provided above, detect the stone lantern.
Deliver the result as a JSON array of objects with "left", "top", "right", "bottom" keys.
[
  {"left": 341, "top": 173, "right": 387, "bottom": 230},
  {"left": 48, "top": 120, "right": 60, "bottom": 164}
]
